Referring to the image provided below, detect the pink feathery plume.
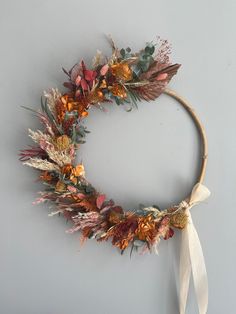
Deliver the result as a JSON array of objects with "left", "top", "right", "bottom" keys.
[
  {"left": 37, "top": 112, "right": 55, "bottom": 136},
  {"left": 19, "top": 146, "right": 48, "bottom": 161},
  {"left": 66, "top": 212, "right": 103, "bottom": 234}
]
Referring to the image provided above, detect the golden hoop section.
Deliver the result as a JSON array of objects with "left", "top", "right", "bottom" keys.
[{"left": 163, "top": 89, "right": 208, "bottom": 187}]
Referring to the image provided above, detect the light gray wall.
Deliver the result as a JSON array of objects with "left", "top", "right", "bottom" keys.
[{"left": 0, "top": 1, "right": 235, "bottom": 313}]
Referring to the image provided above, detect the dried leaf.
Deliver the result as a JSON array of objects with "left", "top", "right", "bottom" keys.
[{"left": 96, "top": 194, "right": 106, "bottom": 209}]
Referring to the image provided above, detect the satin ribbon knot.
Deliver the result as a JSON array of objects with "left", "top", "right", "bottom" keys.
[{"left": 178, "top": 183, "right": 210, "bottom": 314}]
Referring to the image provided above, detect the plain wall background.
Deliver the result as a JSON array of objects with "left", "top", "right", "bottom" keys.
[{"left": 0, "top": 1, "right": 235, "bottom": 313}]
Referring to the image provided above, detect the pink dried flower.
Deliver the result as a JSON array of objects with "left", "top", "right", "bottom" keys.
[
  {"left": 37, "top": 112, "right": 55, "bottom": 136},
  {"left": 100, "top": 64, "right": 109, "bottom": 76},
  {"left": 96, "top": 194, "right": 106, "bottom": 209},
  {"left": 67, "top": 186, "right": 77, "bottom": 193},
  {"left": 156, "top": 73, "right": 168, "bottom": 81},
  {"left": 66, "top": 211, "right": 104, "bottom": 234}
]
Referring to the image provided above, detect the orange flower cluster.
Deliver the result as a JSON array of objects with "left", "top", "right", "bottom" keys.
[
  {"left": 39, "top": 171, "right": 53, "bottom": 182},
  {"left": 61, "top": 164, "right": 85, "bottom": 183},
  {"left": 58, "top": 61, "right": 134, "bottom": 125},
  {"left": 110, "top": 62, "right": 133, "bottom": 81},
  {"left": 135, "top": 214, "right": 157, "bottom": 242},
  {"left": 102, "top": 212, "right": 175, "bottom": 250},
  {"left": 53, "top": 164, "right": 85, "bottom": 192},
  {"left": 88, "top": 88, "right": 105, "bottom": 103},
  {"left": 56, "top": 95, "right": 89, "bottom": 123},
  {"left": 103, "top": 214, "right": 138, "bottom": 250},
  {"left": 56, "top": 62, "right": 133, "bottom": 124},
  {"left": 109, "top": 83, "right": 127, "bottom": 98}
]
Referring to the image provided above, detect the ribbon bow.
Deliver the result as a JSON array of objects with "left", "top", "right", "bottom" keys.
[{"left": 179, "top": 183, "right": 210, "bottom": 314}]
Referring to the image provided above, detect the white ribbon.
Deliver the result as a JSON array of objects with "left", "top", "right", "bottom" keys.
[{"left": 179, "top": 183, "right": 210, "bottom": 314}]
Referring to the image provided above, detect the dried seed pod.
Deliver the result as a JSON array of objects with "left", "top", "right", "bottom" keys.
[
  {"left": 108, "top": 210, "right": 123, "bottom": 225},
  {"left": 55, "top": 135, "right": 71, "bottom": 151},
  {"left": 55, "top": 180, "right": 66, "bottom": 192},
  {"left": 170, "top": 210, "right": 188, "bottom": 229}
]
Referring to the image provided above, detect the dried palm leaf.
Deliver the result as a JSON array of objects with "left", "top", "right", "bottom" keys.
[{"left": 135, "top": 64, "right": 181, "bottom": 101}]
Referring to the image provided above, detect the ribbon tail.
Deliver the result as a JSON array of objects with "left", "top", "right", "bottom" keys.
[
  {"left": 179, "top": 210, "right": 208, "bottom": 314},
  {"left": 188, "top": 212, "right": 208, "bottom": 314},
  {"left": 179, "top": 219, "right": 191, "bottom": 314}
]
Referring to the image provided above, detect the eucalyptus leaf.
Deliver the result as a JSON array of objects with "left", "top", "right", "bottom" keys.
[
  {"left": 133, "top": 240, "right": 146, "bottom": 247},
  {"left": 120, "top": 48, "right": 125, "bottom": 58}
]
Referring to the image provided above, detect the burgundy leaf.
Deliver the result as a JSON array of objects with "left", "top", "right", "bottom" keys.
[
  {"left": 70, "top": 64, "right": 81, "bottom": 82},
  {"left": 62, "top": 67, "right": 70, "bottom": 77},
  {"left": 84, "top": 69, "right": 97, "bottom": 82},
  {"left": 63, "top": 82, "right": 75, "bottom": 90},
  {"left": 81, "top": 78, "right": 88, "bottom": 91}
]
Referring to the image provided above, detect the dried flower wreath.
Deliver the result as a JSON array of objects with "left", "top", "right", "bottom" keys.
[{"left": 20, "top": 37, "right": 210, "bottom": 314}]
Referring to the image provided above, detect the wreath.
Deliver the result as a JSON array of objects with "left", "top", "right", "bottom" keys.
[{"left": 20, "top": 37, "right": 210, "bottom": 314}]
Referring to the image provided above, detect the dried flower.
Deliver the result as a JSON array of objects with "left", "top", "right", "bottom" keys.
[
  {"left": 59, "top": 163, "right": 85, "bottom": 186},
  {"left": 55, "top": 97, "right": 67, "bottom": 123},
  {"left": 39, "top": 171, "right": 53, "bottom": 182},
  {"left": 110, "top": 83, "right": 127, "bottom": 98},
  {"left": 135, "top": 214, "right": 156, "bottom": 241},
  {"left": 55, "top": 180, "right": 66, "bottom": 192},
  {"left": 54, "top": 135, "right": 71, "bottom": 151},
  {"left": 170, "top": 210, "right": 188, "bottom": 229},
  {"left": 108, "top": 210, "right": 123, "bottom": 225},
  {"left": 100, "top": 64, "right": 109, "bottom": 76},
  {"left": 64, "top": 95, "right": 90, "bottom": 117},
  {"left": 111, "top": 62, "right": 132, "bottom": 81},
  {"left": 19, "top": 146, "right": 47, "bottom": 162},
  {"left": 88, "top": 88, "right": 105, "bottom": 103},
  {"left": 28, "top": 129, "right": 52, "bottom": 145},
  {"left": 92, "top": 50, "right": 103, "bottom": 68},
  {"left": 44, "top": 88, "right": 61, "bottom": 116},
  {"left": 158, "top": 216, "right": 174, "bottom": 240},
  {"left": 73, "top": 196, "right": 99, "bottom": 212},
  {"left": 61, "top": 164, "right": 73, "bottom": 176},
  {"left": 71, "top": 164, "right": 85, "bottom": 177},
  {"left": 46, "top": 146, "right": 74, "bottom": 167},
  {"left": 66, "top": 211, "right": 104, "bottom": 237},
  {"left": 99, "top": 79, "right": 107, "bottom": 89},
  {"left": 103, "top": 214, "right": 138, "bottom": 250},
  {"left": 23, "top": 158, "right": 60, "bottom": 172},
  {"left": 37, "top": 112, "right": 55, "bottom": 136}
]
